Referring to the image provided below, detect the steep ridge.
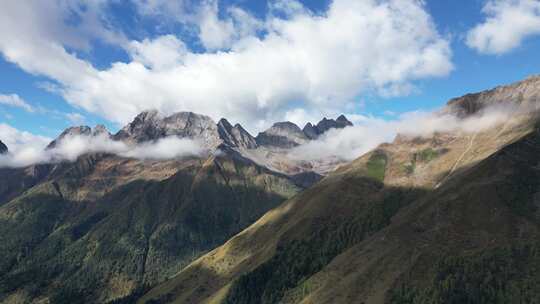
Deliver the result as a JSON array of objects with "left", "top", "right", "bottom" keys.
[{"left": 139, "top": 76, "right": 540, "bottom": 304}]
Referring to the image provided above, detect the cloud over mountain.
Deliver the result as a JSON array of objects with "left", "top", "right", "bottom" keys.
[{"left": 0, "top": 124, "right": 203, "bottom": 168}]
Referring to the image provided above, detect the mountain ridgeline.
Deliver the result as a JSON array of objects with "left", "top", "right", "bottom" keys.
[{"left": 139, "top": 75, "right": 540, "bottom": 304}]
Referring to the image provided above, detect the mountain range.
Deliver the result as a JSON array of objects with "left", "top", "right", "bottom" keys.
[
  {"left": 0, "top": 111, "right": 352, "bottom": 303},
  {"left": 2, "top": 76, "right": 540, "bottom": 304}
]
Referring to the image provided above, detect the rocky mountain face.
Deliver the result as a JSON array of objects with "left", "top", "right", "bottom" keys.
[
  {"left": 0, "top": 140, "right": 7, "bottom": 154},
  {"left": 140, "top": 76, "right": 540, "bottom": 304}
]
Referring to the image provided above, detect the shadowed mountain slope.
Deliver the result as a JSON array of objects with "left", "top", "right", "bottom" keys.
[{"left": 0, "top": 148, "right": 302, "bottom": 303}]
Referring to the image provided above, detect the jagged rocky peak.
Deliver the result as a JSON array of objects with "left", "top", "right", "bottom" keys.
[
  {"left": 0, "top": 140, "right": 8, "bottom": 154},
  {"left": 316, "top": 115, "right": 353, "bottom": 133},
  {"left": 217, "top": 118, "right": 258, "bottom": 149},
  {"left": 114, "top": 110, "right": 221, "bottom": 148},
  {"left": 303, "top": 114, "right": 353, "bottom": 139},
  {"left": 446, "top": 75, "right": 540, "bottom": 118},
  {"left": 256, "top": 121, "right": 309, "bottom": 148},
  {"left": 47, "top": 125, "right": 111, "bottom": 149}
]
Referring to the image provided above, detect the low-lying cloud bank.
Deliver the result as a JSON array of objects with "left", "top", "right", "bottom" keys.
[
  {"left": 289, "top": 105, "right": 514, "bottom": 161},
  {"left": 0, "top": 131, "right": 203, "bottom": 168}
]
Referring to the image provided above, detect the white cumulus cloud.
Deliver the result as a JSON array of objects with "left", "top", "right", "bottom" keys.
[
  {"left": 467, "top": 0, "right": 540, "bottom": 54},
  {"left": 0, "top": 0, "right": 453, "bottom": 133}
]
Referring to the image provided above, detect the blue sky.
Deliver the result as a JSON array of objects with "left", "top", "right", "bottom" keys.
[{"left": 1, "top": 0, "right": 540, "bottom": 140}]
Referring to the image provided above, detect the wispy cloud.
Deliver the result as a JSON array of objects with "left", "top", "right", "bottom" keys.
[{"left": 0, "top": 93, "right": 35, "bottom": 112}]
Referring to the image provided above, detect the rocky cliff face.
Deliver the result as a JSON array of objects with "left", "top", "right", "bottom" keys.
[
  {"left": 0, "top": 140, "right": 7, "bottom": 154},
  {"left": 114, "top": 110, "right": 222, "bottom": 148}
]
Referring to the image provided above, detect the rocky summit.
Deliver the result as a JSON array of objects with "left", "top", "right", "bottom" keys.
[{"left": 113, "top": 110, "right": 222, "bottom": 148}]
